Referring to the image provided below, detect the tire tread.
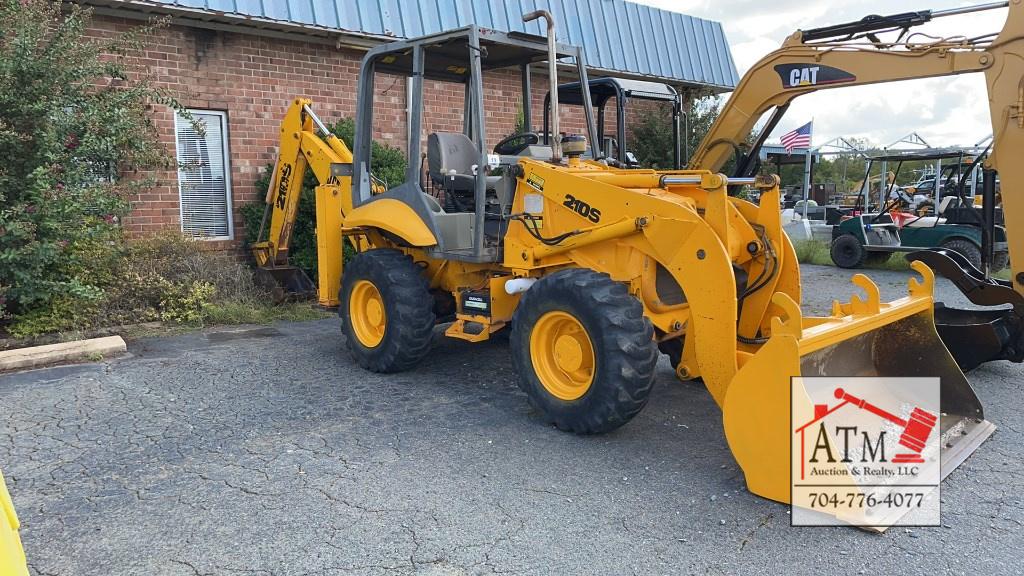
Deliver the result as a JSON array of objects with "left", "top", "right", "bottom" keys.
[
  {"left": 510, "top": 268, "right": 658, "bottom": 434},
  {"left": 340, "top": 249, "right": 435, "bottom": 373}
]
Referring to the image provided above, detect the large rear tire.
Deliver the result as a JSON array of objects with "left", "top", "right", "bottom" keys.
[
  {"left": 510, "top": 269, "right": 658, "bottom": 434},
  {"left": 942, "top": 238, "right": 982, "bottom": 270},
  {"left": 830, "top": 234, "right": 867, "bottom": 269},
  {"left": 340, "top": 249, "right": 435, "bottom": 372}
]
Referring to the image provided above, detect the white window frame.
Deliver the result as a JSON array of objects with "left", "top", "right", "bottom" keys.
[{"left": 174, "top": 109, "right": 234, "bottom": 240}]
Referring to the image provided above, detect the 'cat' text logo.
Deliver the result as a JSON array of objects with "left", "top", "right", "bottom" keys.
[{"left": 774, "top": 64, "right": 857, "bottom": 89}]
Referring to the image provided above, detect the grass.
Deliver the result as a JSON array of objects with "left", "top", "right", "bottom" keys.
[
  {"left": 792, "top": 239, "right": 1014, "bottom": 279},
  {"left": 1, "top": 301, "right": 332, "bottom": 351},
  {"left": 792, "top": 239, "right": 914, "bottom": 270},
  {"left": 203, "top": 301, "right": 332, "bottom": 326},
  {"left": 791, "top": 239, "right": 833, "bottom": 267}
]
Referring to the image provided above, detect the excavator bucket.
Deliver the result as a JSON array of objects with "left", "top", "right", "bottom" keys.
[
  {"left": 722, "top": 262, "right": 995, "bottom": 527},
  {"left": 908, "top": 249, "right": 1024, "bottom": 370},
  {"left": 253, "top": 265, "right": 317, "bottom": 303}
]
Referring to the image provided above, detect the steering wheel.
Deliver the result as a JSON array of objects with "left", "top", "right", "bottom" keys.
[{"left": 493, "top": 132, "right": 540, "bottom": 156}]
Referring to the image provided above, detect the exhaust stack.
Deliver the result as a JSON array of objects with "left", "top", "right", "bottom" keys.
[{"left": 523, "top": 10, "right": 561, "bottom": 163}]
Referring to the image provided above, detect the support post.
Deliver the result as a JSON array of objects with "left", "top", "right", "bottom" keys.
[{"left": 802, "top": 148, "right": 812, "bottom": 220}]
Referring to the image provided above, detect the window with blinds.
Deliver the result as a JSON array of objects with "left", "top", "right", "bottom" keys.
[{"left": 175, "top": 110, "right": 233, "bottom": 239}]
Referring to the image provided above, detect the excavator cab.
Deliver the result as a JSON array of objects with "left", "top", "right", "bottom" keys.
[{"left": 542, "top": 77, "right": 684, "bottom": 169}]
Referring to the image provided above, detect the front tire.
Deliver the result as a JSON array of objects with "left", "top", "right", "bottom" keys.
[
  {"left": 340, "top": 249, "right": 435, "bottom": 372},
  {"left": 830, "top": 234, "right": 867, "bottom": 269},
  {"left": 510, "top": 269, "right": 658, "bottom": 434}
]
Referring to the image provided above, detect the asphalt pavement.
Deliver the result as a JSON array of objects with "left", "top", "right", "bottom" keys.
[{"left": 1, "top": 264, "right": 1021, "bottom": 575}]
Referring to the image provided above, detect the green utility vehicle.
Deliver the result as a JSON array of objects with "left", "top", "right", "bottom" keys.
[{"left": 830, "top": 149, "right": 1009, "bottom": 271}]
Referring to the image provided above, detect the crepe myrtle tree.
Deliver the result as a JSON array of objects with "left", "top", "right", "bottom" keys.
[{"left": 0, "top": 0, "right": 195, "bottom": 321}]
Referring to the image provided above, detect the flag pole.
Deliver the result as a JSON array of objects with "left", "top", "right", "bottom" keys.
[{"left": 802, "top": 120, "right": 814, "bottom": 222}]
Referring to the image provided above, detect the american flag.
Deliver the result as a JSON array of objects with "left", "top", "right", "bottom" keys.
[{"left": 780, "top": 121, "right": 813, "bottom": 153}]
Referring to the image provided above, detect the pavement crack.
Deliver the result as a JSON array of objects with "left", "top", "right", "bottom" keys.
[{"left": 738, "top": 513, "right": 774, "bottom": 551}]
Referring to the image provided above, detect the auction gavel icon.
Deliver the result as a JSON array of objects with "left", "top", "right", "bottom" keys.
[{"left": 834, "top": 388, "right": 937, "bottom": 464}]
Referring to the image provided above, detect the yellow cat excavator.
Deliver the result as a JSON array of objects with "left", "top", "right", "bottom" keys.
[
  {"left": 689, "top": 0, "right": 1024, "bottom": 372},
  {"left": 251, "top": 4, "right": 1021, "bottom": 522}
]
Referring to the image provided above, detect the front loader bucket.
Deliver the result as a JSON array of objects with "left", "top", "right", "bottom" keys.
[
  {"left": 722, "top": 262, "right": 995, "bottom": 526},
  {"left": 253, "top": 265, "right": 317, "bottom": 303}
]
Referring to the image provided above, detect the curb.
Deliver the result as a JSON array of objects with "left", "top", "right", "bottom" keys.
[{"left": 0, "top": 336, "right": 127, "bottom": 373}]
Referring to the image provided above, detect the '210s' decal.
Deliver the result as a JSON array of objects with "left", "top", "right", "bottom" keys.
[
  {"left": 774, "top": 64, "right": 856, "bottom": 89},
  {"left": 563, "top": 194, "right": 601, "bottom": 223}
]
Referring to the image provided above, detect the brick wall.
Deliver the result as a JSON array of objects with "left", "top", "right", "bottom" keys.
[{"left": 89, "top": 15, "right": 595, "bottom": 246}]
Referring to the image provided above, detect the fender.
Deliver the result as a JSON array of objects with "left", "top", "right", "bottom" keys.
[{"left": 344, "top": 199, "right": 438, "bottom": 247}]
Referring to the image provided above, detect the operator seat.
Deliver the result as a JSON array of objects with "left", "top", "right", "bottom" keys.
[
  {"left": 936, "top": 195, "right": 959, "bottom": 215},
  {"left": 427, "top": 132, "right": 501, "bottom": 194}
]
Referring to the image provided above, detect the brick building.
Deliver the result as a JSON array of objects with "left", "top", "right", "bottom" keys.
[{"left": 84, "top": 0, "right": 738, "bottom": 246}]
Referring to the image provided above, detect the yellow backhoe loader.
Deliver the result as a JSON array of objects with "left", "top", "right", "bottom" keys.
[{"left": 250, "top": 4, "right": 1021, "bottom": 521}]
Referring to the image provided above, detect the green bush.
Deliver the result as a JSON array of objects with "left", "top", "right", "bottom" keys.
[
  {"left": 7, "top": 232, "right": 312, "bottom": 337},
  {"left": 0, "top": 1, "right": 334, "bottom": 339},
  {"left": 241, "top": 118, "right": 405, "bottom": 282},
  {"left": 0, "top": 0, "right": 189, "bottom": 322}
]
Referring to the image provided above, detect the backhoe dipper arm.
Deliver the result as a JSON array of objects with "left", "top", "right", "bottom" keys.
[{"left": 252, "top": 98, "right": 354, "bottom": 268}]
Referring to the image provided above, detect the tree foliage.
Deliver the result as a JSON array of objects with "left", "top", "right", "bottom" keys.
[
  {"left": 0, "top": 0, "right": 188, "bottom": 319},
  {"left": 629, "top": 92, "right": 729, "bottom": 170}
]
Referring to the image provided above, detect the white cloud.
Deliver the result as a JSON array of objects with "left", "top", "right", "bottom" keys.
[{"left": 633, "top": 0, "right": 1007, "bottom": 148}]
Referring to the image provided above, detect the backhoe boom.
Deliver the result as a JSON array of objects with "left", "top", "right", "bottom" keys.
[{"left": 251, "top": 99, "right": 354, "bottom": 305}]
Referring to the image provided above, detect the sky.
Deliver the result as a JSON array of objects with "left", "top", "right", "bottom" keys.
[{"left": 633, "top": 0, "right": 1007, "bottom": 150}]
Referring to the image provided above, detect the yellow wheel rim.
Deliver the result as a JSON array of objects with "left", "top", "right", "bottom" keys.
[
  {"left": 529, "top": 311, "right": 595, "bottom": 401},
  {"left": 349, "top": 280, "right": 386, "bottom": 348}
]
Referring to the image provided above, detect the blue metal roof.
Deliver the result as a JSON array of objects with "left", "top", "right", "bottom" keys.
[{"left": 132, "top": 0, "right": 739, "bottom": 90}]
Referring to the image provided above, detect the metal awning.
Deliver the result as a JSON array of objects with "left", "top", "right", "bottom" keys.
[{"left": 86, "top": 0, "right": 740, "bottom": 92}]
